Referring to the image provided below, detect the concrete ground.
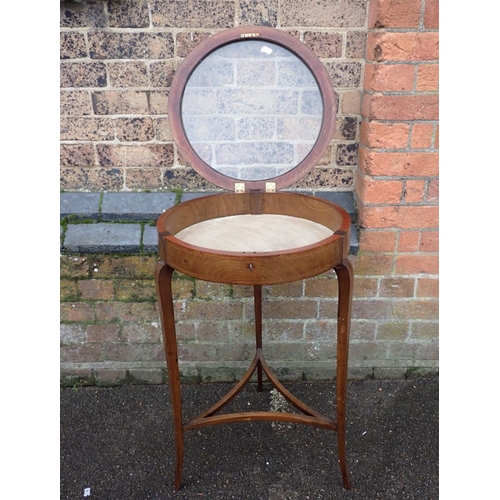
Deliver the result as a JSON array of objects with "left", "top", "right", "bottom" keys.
[{"left": 60, "top": 377, "right": 438, "bottom": 499}]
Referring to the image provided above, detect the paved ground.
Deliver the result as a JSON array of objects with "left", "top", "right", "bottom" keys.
[{"left": 61, "top": 377, "right": 438, "bottom": 499}]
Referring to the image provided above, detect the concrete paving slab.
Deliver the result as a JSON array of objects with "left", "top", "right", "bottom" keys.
[
  {"left": 142, "top": 225, "right": 159, "bottom": 253},
  {"left": 64, "top": 223, "right": 142, "bottom": 253},
  {"left": 60, "top": 192, "right": 101, "bottom": 220},
  {"left": 60, "top": 377, "right": 438, "bottom": 500},
  {"left": 101, "top": 192, "right": 176, "bottom": 221}
]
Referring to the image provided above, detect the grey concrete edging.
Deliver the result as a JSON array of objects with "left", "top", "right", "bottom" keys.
[{"left": 60, "top": 191, "right": 359, "bottom": 254}]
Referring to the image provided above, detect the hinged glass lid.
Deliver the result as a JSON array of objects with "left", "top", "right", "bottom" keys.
[{"left": 168, "top": 27, "right": 337, "bottom": 192}]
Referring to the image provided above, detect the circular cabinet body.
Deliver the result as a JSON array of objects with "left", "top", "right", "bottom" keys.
[{"left": 158, "top": 26, "right": 351, "bottom": 283}]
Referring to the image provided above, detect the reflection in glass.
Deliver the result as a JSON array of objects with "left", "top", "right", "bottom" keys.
[{"left": 181, "top": 40, "right": 323, "bottom": 181}]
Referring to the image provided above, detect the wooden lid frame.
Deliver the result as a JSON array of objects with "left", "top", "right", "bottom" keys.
[{"left": 167, "top": 26, "right": 337, "bottom": 192}]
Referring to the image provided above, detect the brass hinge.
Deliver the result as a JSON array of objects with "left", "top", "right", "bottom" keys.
[
  {"left": 265, "top": 182, "right": 276, "bottom": 193},
  {"left": 235, "top": 182, "right": 245, "bottom": 193},
  {"left": 241, "top": 33, "right": 260, "bottom": 38}
]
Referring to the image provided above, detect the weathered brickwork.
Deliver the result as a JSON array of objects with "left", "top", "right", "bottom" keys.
[
  {"left": 354, "top": 0, "right": 439, "bottom": 374},
  {"left": 60, "top": 251, "right": 438, "bottom": 385},
  {"left": 60, "top": 0, "right": 365, "bottom": 192},
  {"left": 60, "top": 0, "right": 439, "bottom": 385}
]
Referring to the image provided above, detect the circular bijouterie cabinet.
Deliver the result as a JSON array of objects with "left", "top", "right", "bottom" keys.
[{"left": 154, "top": 26, "right": 354, "bottom": 492}]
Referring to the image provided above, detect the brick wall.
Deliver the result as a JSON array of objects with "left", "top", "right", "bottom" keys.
[
  {"left": 60, "top": 0, "right": 439, "bottom": 385},
  {"left": 354, "top": 0, "right": 438, "bottom": 373},
  {"left": 60, "top": 0, "right": 364, "bottom": 191}
]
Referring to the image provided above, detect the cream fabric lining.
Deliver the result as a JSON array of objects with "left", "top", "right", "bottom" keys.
[{"left": 174, "top": 214, "right": 333, "bottom": 252}]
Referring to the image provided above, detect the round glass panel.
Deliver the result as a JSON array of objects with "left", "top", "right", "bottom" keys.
[{"left": 181, "top": 40, "right": 323, "bottom": 182}]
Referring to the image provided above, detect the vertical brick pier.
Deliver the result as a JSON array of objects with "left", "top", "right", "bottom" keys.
[{"left": 60, "top": 0, "right": 438, "bottom": 385}]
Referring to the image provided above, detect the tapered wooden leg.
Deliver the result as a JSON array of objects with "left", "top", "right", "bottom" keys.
[
  {"left": 254, "top": 285, "right": 263, "bottom": 392},
  {"left": 334, "top": 259, "right": 353, "bottom": 489},
  {"left": 155, "top": 261, "right": 184, "bottom": 490}
]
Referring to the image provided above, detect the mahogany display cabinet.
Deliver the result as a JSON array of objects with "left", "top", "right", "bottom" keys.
[{"left": 154, "top": 26, "right": 354, "bottom": 491}]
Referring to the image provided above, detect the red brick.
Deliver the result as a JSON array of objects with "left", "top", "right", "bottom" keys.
[
  {"left": 61, "top": 256, "right": 91, "bottom": 278},
  {"left": 93, "top": 256, "right": 157, "bottom": 279},
  {"left": 395, "top": 254, "right": 439, "bottom": 275},
  {"left": 61, "top": 280, "right": 78, "bottom": 301},
  {"left": 104, "top": 344, "right": 165, "bottom": 363},
  {"left": 424, "top": 0, "right": 439, "bottom": 29},
  {"left": 411, "top": 123, "right": 434, "bottom": 149},
  {"left": 398, "top": 231, "right": 420, "bottom": 252},
  {"left": 61, "top": 303, "right": 95, "bottom": 323},
  {"left": 349, "top": 253, "right": 394, "bottom": 275},
  {"left": 360, "top": 120, "right": 410, "bottom": 149},
  {"left": 427, "top": 179, "right": 439, "bottom": 202},
  {"left": 368, "top": 0, "right": 422, "bottom": 29},
  {"left": 416, "top": 278, "right": 439, "bottom": 297},
  {"left": 349, "top": 342, "right": 383, "bottom": 361},
  {"left": 78, "top": 280, "right": 114, "bottom": 300},
  {"left": 380, "top": 278, "right": 415, "bottom": 297},
  {"left": 386, "top": 340, "right": 438, "bottom": 360},
  {"left": 359, "top": 205, "right": 439, "bottom": 229},
  {"left": 304, "top": 277, "right": 338, "bottom": 298},
  {"left": 352, "top": 299, "right": 394, "bottom": 319},
  {"left": 411, "top": 322, "right": 439, "bottom": 340},
  {"left": 61, "top": 344, "right": 104, "bottom": 363},
  {"left": 356, "top": 170, "right": 402, "bottom": 204},
  {"left": 359, "top": 148, "right": 439, "bottom": 176},
  {"left": 61, "top": 324, "right": 86, "bottom": 344},
  {"left": 434, "top": 124, "right": 439, "bottom": 149},
  {"left": 419, "top": 231, "right": 439, "bottom": 252},
  {"left": 359, "top": 230, "right": 397, "bottom": 252},
  {"left": 195, "top": 281, "right": 233, "bottom": 300},
  {"left": 367, "top": 32, "right": 439, "bottom": 62},
  {"left": 175, "top": 323, "right": 196, "bottom": 342},
  {"left": 364, "top": 63, "right": 415, "bottom": 92},
  {"left": 417, "top": 64, "right": 439, "bottom": 91},
  {"left": 267, "top": 281, "right": 304, "bottom": 298},
  {"left": 175, "top": 300, "right": 243, "bottom": 321},
  {"left": 350, "top": 320, "right": 376, "bottom": 341},
  {"left": 265, "top": 321, "right": 303, "bottom": 341},
  {"left": 86, "top": 324, "right": 120, "bottom": 343},
  {"left": 121, "top": 323, "right": 162, "bottom": 343},
  {"left": 94, "top": 302, "right": 159, "bottom": 323},
  {"left": 404, "top": 179, "right": 426, "bottom": 203},
  {"left": 363, "top": 94, "right": 439, "bottom": 120},
  {"left": 114, "top": 279, "right": 156, "bottom": 301},
  {"left": 377, "top": 320, "right": 410, "bottom": 341},
  {"left": 392, "top": 299, "right": 438, "bottom": 319},
  {"left": 353, "top": 277, "right": 379, "bottom": 297},
  {"left": 265, "top": 300, "right": 317, "bottom": 320}
]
